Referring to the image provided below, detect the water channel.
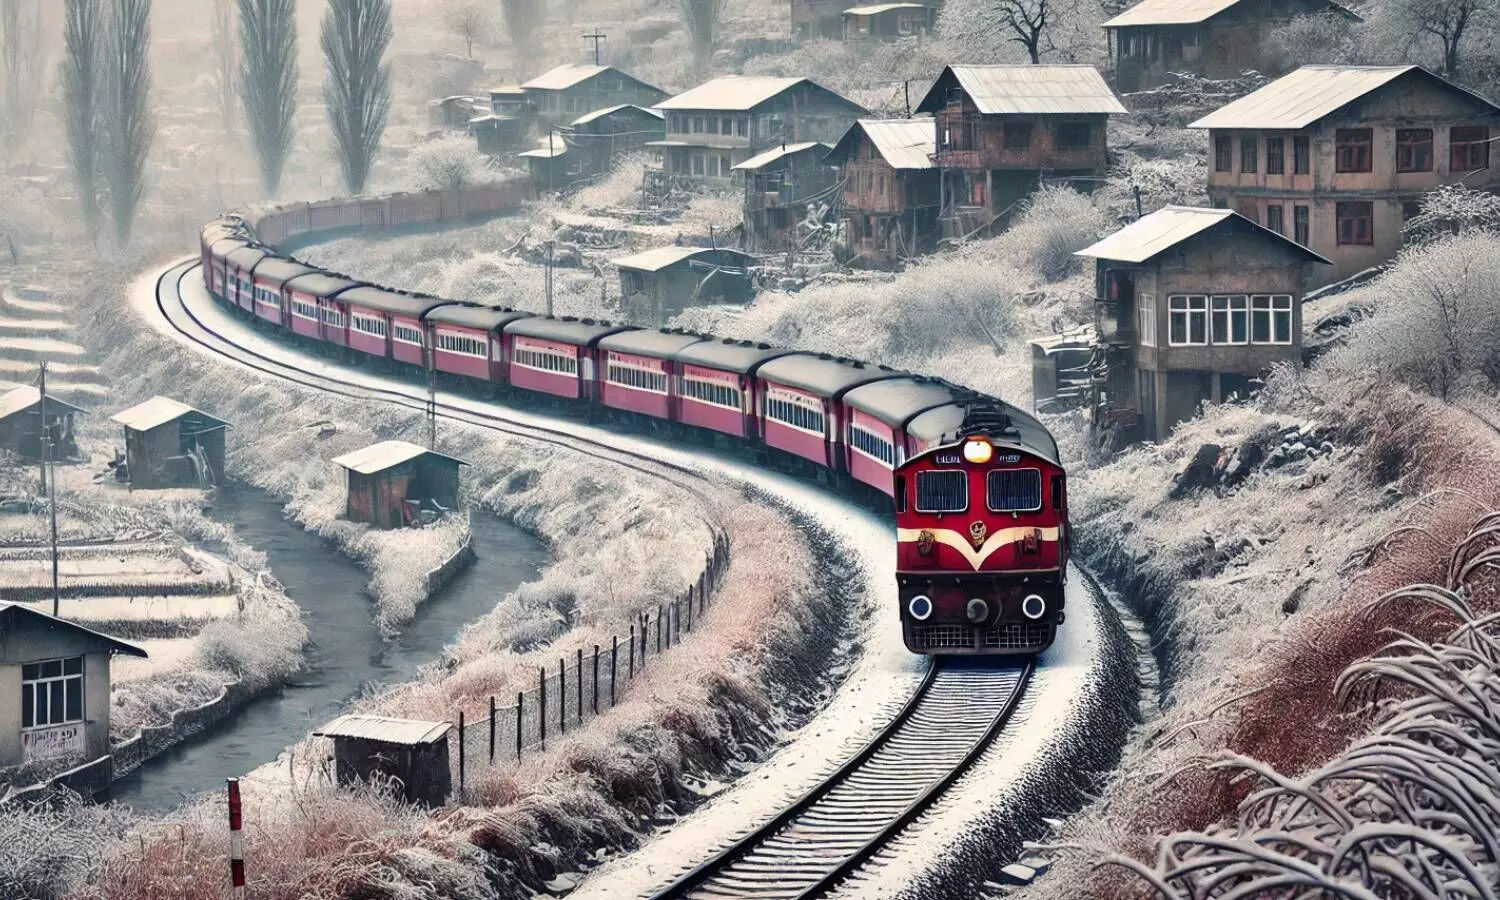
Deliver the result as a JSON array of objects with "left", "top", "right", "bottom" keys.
[{"left": 111, "top": 484, "right": 547, "bottom": 812}]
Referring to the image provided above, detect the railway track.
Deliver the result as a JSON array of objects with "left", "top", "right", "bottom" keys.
[{"left": 650, "top": 658, "right": 1032, "bottom": 900}]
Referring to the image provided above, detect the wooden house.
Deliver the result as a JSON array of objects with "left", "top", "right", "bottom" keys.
[
  {"left": 613, "top": 246, "right": 757, "bottom": 325},
  {"left": 487, "top": 85, "right": 529, "bottom": 118},
  {"left": 1190, "top": 65, "right": 1500, "bottom": 285},
  {"left": 826, "top": 118, "right": 941, "bottom": 266},
  {"left": 1075, "top": 206, "right": 1330, "bottom": 443},
  {"left": 314, "top": 715, "right": 453, "bottom": 808},
  {"left": 428, "top": 96, "right": 481, "bottom": 131},
  {"left": 732, "top": 142, "right": 838, "bottom": 253},
  {"left": 843, "top": 3, "right": 938, "bottom": 40},
  {"left": 569, "top": 104, "right": 666, "bottom": 174},
  {"left": 520, "top": 64, "right": 666, "bottom": 126},
  {"left": 1104, "top": 0, "right": 1359, "bottom": 92},
  {"left": 793, "top": 0, "right": 854, "bottom": 38},
  {"left": 650, "top": 77, "right": 867, "bottom": 184},
  {"left": 914, "top": 65, "right": 1126, "bottom": 238},
  {"left": 109, "top": 396, "right": 230, "bottom": 490},
  {"left": 330, "top": 440, "right": 465, "bottom": 529},
  {"left": 519, "top": 137, "right": 583, "bottom": 192},
  {"left": 0, "top": 386, "right": 83, "bottom": 462},
  {"left": 470, "top": 114, "right": 526, "bottom": 155}
]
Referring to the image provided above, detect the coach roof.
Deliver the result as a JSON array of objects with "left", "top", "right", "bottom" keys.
[
  {"left": 338, "top": 285, "right": 453, "bottom": 319},
  {"left": 284, "top": 271, "right": 364, "bottom": 297},
  {"left": 843, "top": 376, "right": 959, "bottom": 428},
  {"left": 251, "top": 257, "right": 317, "bottom": 283},
  {"left": 504, "top": 316, "right": 638, "bottom": 346},
  {"left": 758, "top": 353, "right": 900, "bottom": 398},
  {"left": 425, "top": 303, "right": 534, "bottom": 332},
  {"left": 224, "top": 245, "right": 271, "bottom": 268},
  {"left": 670, "top": 337, "right": 795, "bottom": 374},
  {"left": 598, "top": 329, "right": 708, "bottom": 358}
]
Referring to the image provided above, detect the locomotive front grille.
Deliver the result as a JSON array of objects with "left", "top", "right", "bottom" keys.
[
  {"left": 983, "top": 622, "right": 1054, "bottom": 650},
  {"left": 909, "top": 624, "right": 972, "bottom": 650}
]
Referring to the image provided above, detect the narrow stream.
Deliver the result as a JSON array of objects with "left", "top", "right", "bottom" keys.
[{"left": 111, "top": 484, "right": 547, "bottom": 812}]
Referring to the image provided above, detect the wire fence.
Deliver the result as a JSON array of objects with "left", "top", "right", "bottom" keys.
[{"left": 447, "top": 532, "right": 729, "bottom": 795}]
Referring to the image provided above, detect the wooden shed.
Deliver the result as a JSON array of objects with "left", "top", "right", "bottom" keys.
[
  {"left": 313, "top": 714, "right": 454, "bottom": 808},
  {"left": 612, "top": 246, "right": 757, "bottom": 326},
  {"left": 331, "top": 440, "right": 466, "bottom": 529},
  {"left": 0, "top": 386, "right": 84, "bottom": 462},
  {"left": 109, "top": 396, "right": 230, "bottom": 490}
]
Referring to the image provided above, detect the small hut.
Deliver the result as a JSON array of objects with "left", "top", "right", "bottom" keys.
[
  {"left": 612, "top": 246, "right": 757, "bottom": 326},
  {"left": 109, "top": 397, "right": 230, "bottom": 489},
  {"left": 313, "top": 714, "right": 453, "bottom": 808},
  {"left": 0, "top": 386, "right": 84, "bottom": 461},
  {"left": 330, "top": 440, "right": 466, "bottom": 529}
]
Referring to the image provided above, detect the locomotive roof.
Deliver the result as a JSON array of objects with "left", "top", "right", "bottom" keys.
[
  {"left": 224, "top": 245, "right": 271, "bottom": 267},
  {"left": 425, "top": 303, "right": 535, "bottom": 331},
  {"left": 283, "top": 271, "right": 364, "bottom": 297},
  {"left": 842, "top": 376, "right": 959, "bottom": 429},
  {"left": 504, "top": 316, "right": 638, "bottom": 345},
  {"left": 252, "top": 257, "right": 318, "bottom": 283},
  {"left": 757, "top": 353, "right": 901, "bottom": 398},
  {"left": 209, "top": 235, "right": 250, "bottom": 256},
  {"left": 670, "top": 338, "right": 796, "bottom": 374},
  {"left": 338, "top": 285, "right": 453, "bottom": 318},
  {"left": 906, "top": 400, "right": 1060, "bottom": 464},
  {"left": 598, "top": 329, "right": 709, "bottom": 357}
]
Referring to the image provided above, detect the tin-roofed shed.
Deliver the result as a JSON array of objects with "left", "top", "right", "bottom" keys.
[
  {"left": 109, "top": 397, "right": 231, "bottom": 489},
  {"left": 331, "top": 441, "right": 466, "bottom": 528},
  {"left": 0, "top": 386, "right": 84, "bottom": 461},
  {"left": 842, "top": 3, "right": 938, "bottom": 40},
  {"left": 314, "top": 714, "right": 453, "bottom": 808},
  {"left": 613, "top": 246, "right": 757, "bottom": 325}
]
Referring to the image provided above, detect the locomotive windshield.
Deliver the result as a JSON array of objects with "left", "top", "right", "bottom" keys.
[
  {"left": 915, "top": 470, "right": 968, "bottom": 513},
  {"left": 986, "top": 469, "right": 1043, "bottom": 512}
]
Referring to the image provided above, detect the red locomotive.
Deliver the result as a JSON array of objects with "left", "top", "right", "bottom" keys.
[{"left": 893, "top": 400, "right": 1069, "bottom": 655}]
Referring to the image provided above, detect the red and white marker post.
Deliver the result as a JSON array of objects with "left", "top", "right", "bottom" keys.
[{"left": 227, "top": 777, "right": 245, "bottom": 893}]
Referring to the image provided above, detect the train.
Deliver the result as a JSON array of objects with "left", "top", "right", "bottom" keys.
[{"left": 198, "top": 186, "right": 1071, "bottom": 655}]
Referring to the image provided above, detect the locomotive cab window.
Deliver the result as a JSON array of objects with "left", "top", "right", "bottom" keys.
[
  {"left": 987, "top": 468, "right": 1043, "bottom": 513},
  {"left": 915, "top": 470, "right": 967, "bottom": 513}
]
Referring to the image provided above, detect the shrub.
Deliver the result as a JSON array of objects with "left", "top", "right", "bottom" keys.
[
  {"left": 1006, "top": 184, "right": 1109, "bottom": 282},
  {"left": 406, "top": 133, "right": 492, "bottom": 191}
]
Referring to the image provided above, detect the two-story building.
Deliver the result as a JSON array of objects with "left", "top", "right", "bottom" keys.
[
  {"left": 1103, "top": 0, "right": 1359, "bottom": 92},
  {"left": 733, "top": 142, "right": 839, "bottom": 252},
  {"left": 520, "top": 64, "right": 666, "bottom": 126},
  {"left": 843, "top": 3, "right": 939, "bottom": 41},
  {"left": 568, "top": 104, "right": 666, "bottom": 174},
  {"left": 825, "top": 118, "right": 941, "bottom": 266},
  {"left": 650, "top": 76, "right": 867, "bottom": 184},
  {"left": 793, "top": 0, "right": 854, "bottom": 38},
  {"left": 1190, "top": 65, "right": 1500, "bottom": 285},
  {"left": 1076, "top": 206, "right": 1330, "bottom": 443},
  {"left": 913, "top": 65, "right": 1127, "bottom": 238}
]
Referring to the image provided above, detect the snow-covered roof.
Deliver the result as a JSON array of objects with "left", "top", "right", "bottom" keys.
[
  {"left": 1189, "top": 65, "right": 1499, "bottom": 130},
  {"left": 655, "top": 76, "right": 865, "bottom": 113},
  {"left": 758, "top": 353, "right": 900, "bottom": 398},
  {"left": 732, "top": 142, "right": 830, "bottom": 171},
  {"left": 611, "top": 246, "right": 754, "bottom": 272},
  {"left": 1103, "top": 0, "right": 1357, "bottom": 27},
  {"left": 844, "top": 2, "right": 929, "bottom": 15},
  {"left": 571, "top": 104, "right": 664, "bottom": 127},
  {"left": 0, "top": 602, "right": 149, "bottom": 658},
  {"left": 521, "top": 64, "right": 609, "bottom": 92},
  {"left": 599, "top": 329, "right": 710, "bottom": 358},
  {"left": 314, "top": 714, "right": 453, "bottom": 745},
  {"left": 843, "top": 376, "right": 957, "bottom": 429},
  {"left": 914, "top": 65, "right": 1126, "bottom": 116},
  {"left": 1074, "top": 206, "right": 1332, "bottom": 264},
  {"left": 828, "top": 118, "right": 935, "bottom": 169},
  {"left": 519, "top": 144, "right": 570, "bottom": 159},
  {"left": 330, "top": 440, "right": 466, "bottom": 475},
  {"left": 110, "top": 396, "right": 230, "bottom": 433},
  {"left": 0, "top": 386, "right": 86, "bottom": 421}
]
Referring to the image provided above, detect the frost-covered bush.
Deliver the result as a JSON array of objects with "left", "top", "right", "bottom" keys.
[
  {"left": 1005, "top": 185, "right": 1109, "bottom": 282},
  {"left": 0, "top": 791, "right": 136, "bottom": 899},
  {"left": 569, "top": 153, "right": 648, "bottom": 210},
  {"left": 1326, "top": 232, "right": 1500, "bottom": 397},
  {"left": 1403, "top": 183, "right": 1500, "bottom": 244},
  {"left": 406, "top": 134, "right": 492, "bottom": 191}
]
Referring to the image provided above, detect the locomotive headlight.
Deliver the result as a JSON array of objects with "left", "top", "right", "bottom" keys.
[
  {"left": 962, "top": 439, "right": 993, "bottom": 464},
  {"left": 908, "top": 595, "right": 933, "bottom": 621},
  {"left": 1022, "top": 594, "right": 1047, "bottom": 620},
  {"left": 966, "top": 598, "right": 990, "bottom": 623}
]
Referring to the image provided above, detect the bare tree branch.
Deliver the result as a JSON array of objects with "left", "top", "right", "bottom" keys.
[{"left": 238, "top": 0, "right": 297, "bottom": 196}]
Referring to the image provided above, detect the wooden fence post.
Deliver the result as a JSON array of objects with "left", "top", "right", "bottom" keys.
[
  {"left": 539, "top": 667, "right": 547, "bottom": 751},
  {"left": 610, "top": 636, "right": 618, "bottom": 706},
  {"left": 592, "top": 645, "right": 600, "bottom": 714},
  {"left": 628, "top": 624, "right": 635, "bottom": 677},
  {"left": 457, "top": 711, "right": 466, "bottom": 799},
  {"left": 559, "top": 657, "right": 567, "bottom": 735},
  {"left": 686, "top": 587, "right": 693, "bottom": 632},
  {"left": 575, "top": 647, "right": 584, "bottom": 725},
  {"left": 516, "top": 691, "right": 524, "bottom": 761},
  {"left": 488, "top": 696, "right": 497, "bottom": 764}
]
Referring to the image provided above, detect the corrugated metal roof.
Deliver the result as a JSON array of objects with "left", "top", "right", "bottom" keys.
[
  {"left": 1187, "top": 65, "right": 1496, "bottom": 130},
  {"left": 831, "top": 118, "right": 935, "bottom": 169},
  {"left": 1075, "top": 205, "right": 1332, "bottom": 263},
  {"left": 487, "top": 85, "right": 525, "bottom": 96},
  {"left": 110, "top": 396, "right": 231, "bottom": 433},
  {"left": 330, "top": 440, "right": 466, "bottom": 475},
  {"left": 844, "top": 2, "right": 927, "bottom": 14},
  {"left": 314, "top": 714, "right": 453, "bottom": 745},
  {"left": 732, "top": 142, "right": 830, "bottom": 171},
  {"left": 521, "top": 64, "right": 610, "bottom": 92},
  {"left": 671, "top": 338, "right": 794, "bottom": 375},
  {"left": 0, "top": 602, "right": 149, "bottom": 657},
  {"left": 611, "top": 246, "right": 755, "bottom": 272},
  {"left": 0, "top": 386, "right": 86, "bottom": 420},
  {"left": 843, "top": 377, "right": 957, "bottom": 428},
  {"left": 915, "top": 65, "right": 1126, "bottom": 116},
  {"left": 571, "top": 104, "right": 664, "bottom": 126},
  {"left": 1103, "top": 0, "right": 1243, "bottom": 27},
  {"left": 758, "top": 353, "right": 901, "bottom": 398},
  {"left": 655, "top": 76, "right": 862, "bottom": 113}
]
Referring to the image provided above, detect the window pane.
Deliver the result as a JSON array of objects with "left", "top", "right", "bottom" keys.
[
  {"left": 65, "top": 677, "right": 82, "bottom": 721},
  {"left": 64, "top": 657, "right": 82, "bottom": 675},
  {"left": 41, "top": 660, "right": 61, "bottom": 678},
  {"left": 22, "top": 683, "right": 33, "bottom": 728},
  {"left": 50, "top": 681, "right": 64, "bottom": 724},
  {"left": 22, "top": 663, "right": 38, "bottom": 681}
]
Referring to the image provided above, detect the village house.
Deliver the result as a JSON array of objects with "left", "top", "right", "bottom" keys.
[
  {"left": 427, "top": 95, "right": 482, "bottom": 131},
  {"left": 1103, "top": 0, "right": 1360, "bottom": 92},
  {"left": 843, "top": 3, "right": 939, "bottom": 41},
  {"left": 793, "top": 0, "right": 943, "bottom": 38},
  {"left": 487, "top": 85, "right": 529, "bottom": 118},
  {"left": 521, "top": 64, "right": 666, "bottom": 126},
  {"left": 826, "top": 118, "right": 941, "bottom": 266},
  {"left": 0, "top": 386, "right": 83, "bottom": 462},
  {"left": 913, "top": 65, "right": 1127, "bottom": 239},
  {"left": 0, "top": 602, "right": 147, "bottom": 775},
  {"left": 733, "top": 142, "right": 838, "bottom": 253},
  {"left": 569, "top": 104, "right": 666, "bottom": 174},
  {"left": 613, "top": 246, "right": 757, "bottom": 325},
  {"left": 1076, "top": 206, "right": 1330, "bottom": 444},
  {"left": 470, "top": 112, "right": 527, "bottom": 155},
  {"left": 1190, "top": 65, "right": 1500, "bottom": 285},
  {"left": 650, "top": 76, "right": 867, "bottom": 184},
  {"left": 331, "top": 440, "right": 466, "bottom": 529},
  {"left": 109, "top": 396, "right": 230, "bottom": 490},
  {"left": 519, "top": 138, "right": 583, "bottom": 192}
]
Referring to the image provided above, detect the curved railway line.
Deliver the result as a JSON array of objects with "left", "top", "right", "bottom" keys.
[{"left": 650, "top": 660, "right": 1031, "bottom": 900}]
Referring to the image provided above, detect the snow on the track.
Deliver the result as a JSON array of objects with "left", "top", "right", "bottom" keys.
[{"left": 134, "top": 260, "right": 1115, "bottom": 895}]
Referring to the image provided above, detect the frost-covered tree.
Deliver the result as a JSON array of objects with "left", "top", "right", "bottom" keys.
[
  {"left": 61, "top": 0, "right": 103, "bottom": 245},
  {"left": 0, "top": 0, "right": 46, "bottom": 159},
  {"left": 321, "top": 0, "right": 391, "bottom": 195},
  {"left": 408, "top": 133, "right": 490, "bottom": 191},
  {"left": 1383, "top": 0, "right": 1495, "bottom": 75},
  {"left": 441, "top": 0, "right": 490, "bottom": 58},
  {"left": 1404, "top": 184, "right": 1500, "bottom": 243},
  {"left": 680, "top": 0, "right": 726, "bottom": 67},
  {"left": 101, "top": 0, "right": 154, "bottom": 247},
  {"left": 209, "top": 0, "right": 236, "bottom": 134},
  {"left": 238, "top": 0, "right": 298, "bottom": 196},
  {"left": 994, "top": 0, "right": 1051, "bottom": 64}
]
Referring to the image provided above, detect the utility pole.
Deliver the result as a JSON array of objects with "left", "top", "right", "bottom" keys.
[
  {"left": 38, "top": 362, "right": 59, "bottom": 618},
  {"left": 544, "top": 240, "right": 555, "bottom": 316},
  {"left": 548, "top": 130, "right": 556, "bottom": 193},
  {"left": 425, "top": 340, "right": 437, "bottom": 450},
  {"left": 583, "top": 30, "right": 606, "bottom": 65},
  {"left": 36, "top": 361, "right": 46, "bottom": 495}
]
